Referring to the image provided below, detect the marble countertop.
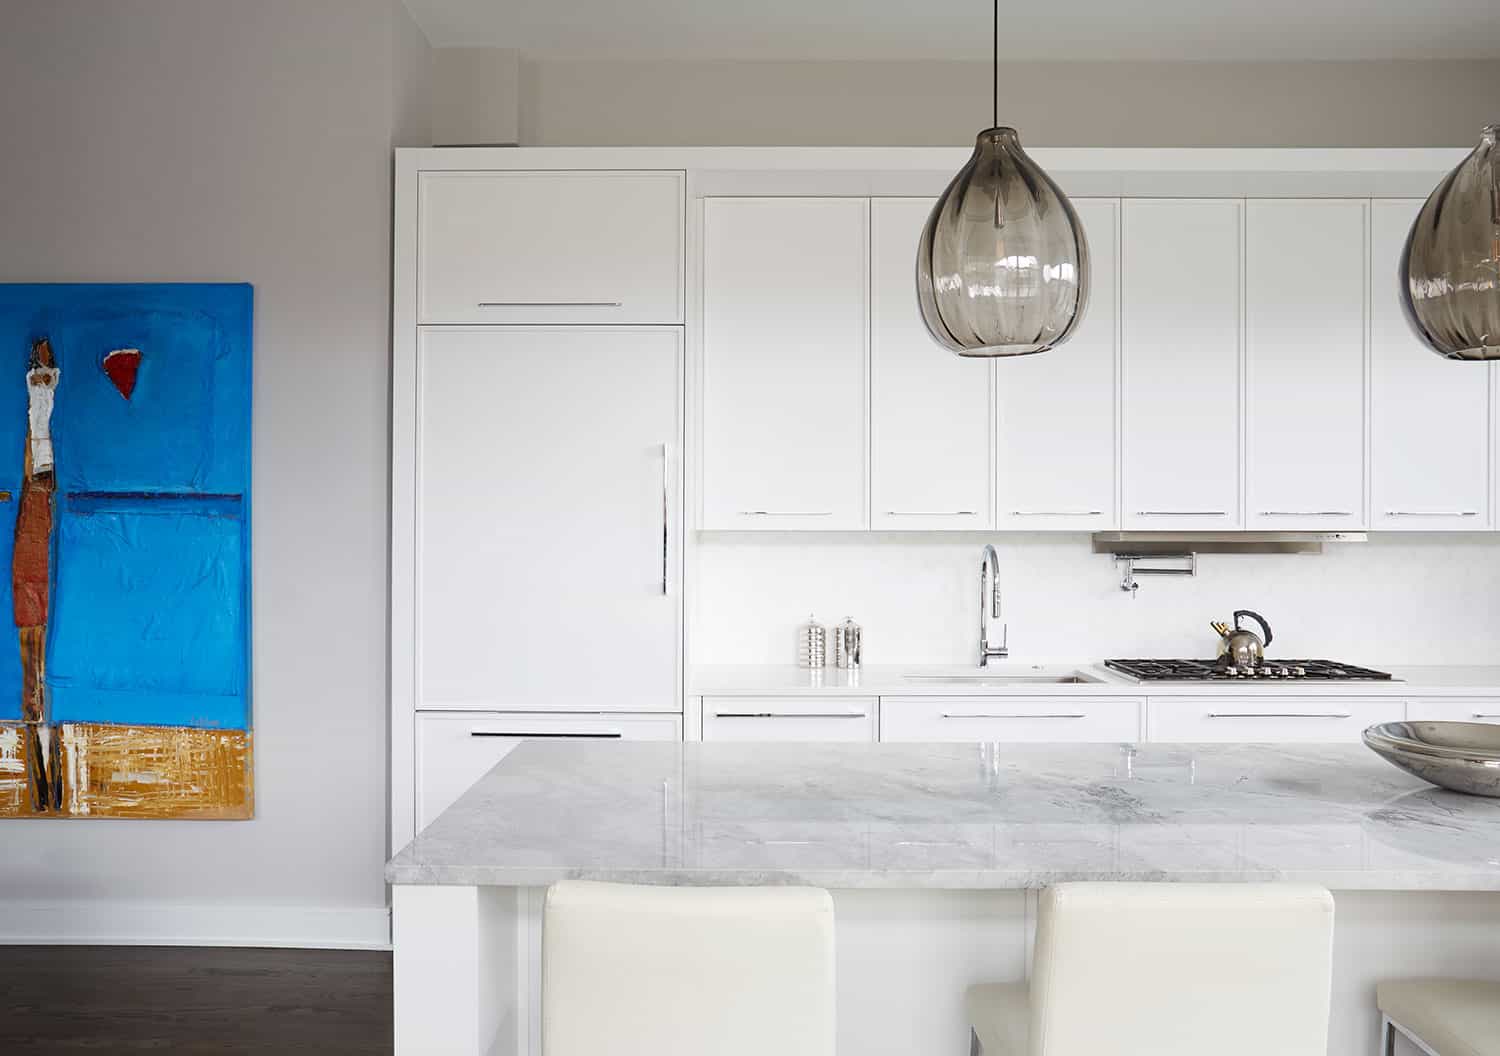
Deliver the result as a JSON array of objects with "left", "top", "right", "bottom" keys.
[
  {"left": 386, "top": 741, "right": 1500, "bottom": 890},
  {"left": 689, "top": 664, "right": 1500, "bottom": 697}
]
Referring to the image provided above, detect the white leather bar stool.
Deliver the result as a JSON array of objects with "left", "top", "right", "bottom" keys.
[
  {"left": 542, "top": 880, "right": 836, "bottom": 1056},
  {"left": 1377, "top": 978, "right": 1500, "bottom": 1056},
  {"left": 966, "top": 882, "right": 1335, "bottom": 1056}
]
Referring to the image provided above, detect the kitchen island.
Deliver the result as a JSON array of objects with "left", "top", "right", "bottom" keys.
[{"left": 388, "top": 741, "right": 1500, "bottom": 1056}]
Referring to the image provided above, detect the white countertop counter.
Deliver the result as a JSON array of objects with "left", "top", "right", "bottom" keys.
[
  {"left": 386, "top": 740, "right": 1500, "bottom": 890},
  {"left": 690, "top": 664, "right": 1500, "bottom": 697}
]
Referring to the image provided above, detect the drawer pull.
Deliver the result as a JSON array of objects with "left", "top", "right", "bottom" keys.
[
  {"left": 941, "top": 712, "right": 1087, "bottom": 720},
  {"left": 714, "top": 711, "right": 867, "bottom": 719},
  {"left": 1385, "top": 510, "right": 1478, "bottom": 517},
  {"left": 1473, "top": 713, "right": 1500, "bottom": 719},
  {"left": 469, "top": 730, "right": 623, "bottom": 738},
  {"left": 884, "top": 510, "right": 979, "bottom": 516},
  {"left": 1258, "top": 510, "right": 1351, "bottom": 517},
  {"left": 1205, "top": 712, "right": 1352, "bottom": 720},
  {"left": 477, "top": 301, "right": 623, "bottom": 308},
  {"left": 892, "top": 840, "right": 968, "bottom": 848},
  {"left": 738, "top": 510, "right": 834, "bottom": 517},
  {"left": 1135, "top": 510, "right": 1226, "bottom": 517},
  {"left": 1008, "top": 510, "right": 1103, "bottom": 517}
]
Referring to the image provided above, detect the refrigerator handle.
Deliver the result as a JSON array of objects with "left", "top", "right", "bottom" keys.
[{"left": 661, "top": 442, "right": 671, "bottom": 596}]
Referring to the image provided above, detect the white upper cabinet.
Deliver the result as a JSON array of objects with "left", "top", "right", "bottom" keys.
[
  {"left": 869, "top": 198, "right": 992, "bottom": 530},
  {"left": 417, "top": 170, "right": 685, "bottom": 325},
  {"left": 700, "top": 197, "right": 869, "bottom": 530},
  {"left": 1121, "top": 199, "right": 1243, "bottom": 529},
  {"left": 1244, "top": 199, "right": 1367, "bottom": 529},
  {"left": 995, "top": 198, "right": 1119, "bottom": 530},
  {"left": 1369, "top": 199, "right": 1492, "bottom": 530}
]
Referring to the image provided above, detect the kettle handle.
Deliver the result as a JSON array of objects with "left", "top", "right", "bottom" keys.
[{"left": 1233, "top": 609, "right": 1272, "bottom": 648}]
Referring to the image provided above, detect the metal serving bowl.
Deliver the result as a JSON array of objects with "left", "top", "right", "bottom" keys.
[{"left": 1363, "top": 721, "right": 1500, "bottom": 798}]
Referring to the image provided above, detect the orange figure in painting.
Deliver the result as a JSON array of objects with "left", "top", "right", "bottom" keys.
[{"left": 15, "top": 336, "right": 59, "bottom": 811}]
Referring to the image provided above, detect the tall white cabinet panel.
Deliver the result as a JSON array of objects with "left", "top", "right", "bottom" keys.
[
  {"left": 1370, "top": 199, "right": 1491, "bottom": 530},
  {"left": 1121, "top": 199, "right": 1244, "bottom": 529},
  {"left": 701, "top": 198, "right": 869, "bottom": 529},
  {"left": 417, "top": 327, "right": 681, "bottom": 711},
  {"left": 870, "top": 198, "right": 992, "bottom": 530},
  {"left": 1244, "top": 199, "right": 1367, "bottom": 529},
  {"left": 417, "top": 170, "right": 685, "bottom": 325},
  {"left": 995, "top": 198, "right": 1119, "bottom": 530}
]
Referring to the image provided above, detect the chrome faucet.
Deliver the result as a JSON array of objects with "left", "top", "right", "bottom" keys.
[{"left": 979, "top": 544, "right": 1008, "bottom": 666}]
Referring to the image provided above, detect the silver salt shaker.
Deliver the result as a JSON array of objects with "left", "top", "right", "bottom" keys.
[
  {"left": 796, "top": 615, "right": 827, "bottom": 669},
  {"left": 833, "top": 617, "right": 862, "bottom": 669}
]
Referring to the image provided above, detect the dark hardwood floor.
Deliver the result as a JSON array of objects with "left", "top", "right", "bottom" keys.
[{"left": 0, "top": 946, "right": 392, "bottom": 1054}]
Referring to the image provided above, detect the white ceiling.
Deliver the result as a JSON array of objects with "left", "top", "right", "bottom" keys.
[{"left": 402, "top": 0, "right": 1500, "bottom": 61}]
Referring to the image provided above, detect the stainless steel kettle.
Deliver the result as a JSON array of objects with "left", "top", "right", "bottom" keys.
[{"left": 1212, "top": 610, "right": 1273, "bottom": 668}]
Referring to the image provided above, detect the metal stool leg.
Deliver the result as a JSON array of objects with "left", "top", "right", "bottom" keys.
[{"left": 969, "top": 1026, "right": 982, "bottom": 1056}]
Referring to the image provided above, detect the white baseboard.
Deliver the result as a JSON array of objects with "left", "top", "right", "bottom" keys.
[{"left": 0, "top": 899, "right": 392, "bottom": 950}]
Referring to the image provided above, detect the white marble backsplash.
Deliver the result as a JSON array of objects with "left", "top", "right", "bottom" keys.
[{"left": 689, "top": 532, "right": 1500, "bottom": 667}]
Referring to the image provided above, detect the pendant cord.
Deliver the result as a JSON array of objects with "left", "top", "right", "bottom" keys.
[{"left": 992, "top": 0, "right": 998, "bottom": 129}]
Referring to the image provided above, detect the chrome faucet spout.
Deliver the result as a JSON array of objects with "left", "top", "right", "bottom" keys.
[{"left": 979, "top": 544, "right": 1008, "bottom": 667}]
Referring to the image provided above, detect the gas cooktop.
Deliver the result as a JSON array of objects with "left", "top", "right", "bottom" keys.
[{"left": 1104, "top": 659, "right": 1397, "bottom": 683}]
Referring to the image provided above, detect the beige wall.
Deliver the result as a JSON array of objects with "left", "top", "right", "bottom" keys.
[
  {"left": 444, "top": 56, "right": 1500, "bottom": 147},
  {"left": 0, "top": 0, "right": 430, "bottom": 942}
]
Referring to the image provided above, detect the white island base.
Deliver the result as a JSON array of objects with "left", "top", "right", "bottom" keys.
[
  {"left": 394, "top": 886, "right": 1500, "bottom": 1056},
  {"left": 388, "top": 742, "right": 1500, "bottom": 1056}
]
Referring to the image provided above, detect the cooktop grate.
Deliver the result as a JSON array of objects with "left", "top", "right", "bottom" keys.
[{"left": 1104, "top": 659, "right": 1395, "bottom": 682}]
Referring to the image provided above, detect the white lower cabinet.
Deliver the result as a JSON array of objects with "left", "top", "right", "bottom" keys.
[
  {"left": 1147, "top": 696, "right": 1402, "bottom": 743},
  {"left": 1405, "top": 698, "right": 1500, "bottom": 723},
  {"left": 701, "top": 696, "right": 877, "bottom": 742},
  {"left": 416, "top": 711, "right": 682, "bottom": 831},
  {"left": 880, "top": 696, "right": 1143, "bottom": 742}
]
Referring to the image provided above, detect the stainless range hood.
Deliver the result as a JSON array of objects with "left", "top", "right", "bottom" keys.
[{"left": 1091, "top": 531, "right": 1366, "bottom": 556}]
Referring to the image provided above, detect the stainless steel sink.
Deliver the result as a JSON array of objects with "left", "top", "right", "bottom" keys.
[{"left": 902, "top": 671, "right": 1103, "bottom": 686}]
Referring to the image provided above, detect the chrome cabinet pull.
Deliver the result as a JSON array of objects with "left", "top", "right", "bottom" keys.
[
  {"left": 1259, "top": 510, "right": 1352, "bottom": 516},
  {"left": 1206, "top": 712, "right": 1352, "bottom": 719},
  {"left": 1135, "top": 510, "right": 1227, "bottom": 516},
  {"left": 738, "top": 510, "right": 834, "bottom": 517},
  {"left": 713, "top": 711, "right": 867, "bottom": 719},
  {"left": 476, "top": 301, "right": 623, "bottom": 308},
  {"left": 884, "top": 510, "right": 979, "bottom": 516},
  {"left": 660, "top": 443, "right": 671, "bottom": 596},
  {"left": 1472, "top": 713, "right": 1500, "bottom": 719},
  {"left": 1385, "top": 510, "right": 1478, "bottom": 517},
  {"left": 1008, "top": 510, "right": 1103, "bottom": 517},
  {"left": 469, "top": 730, "right": 624, "bottom": 738},
  {"left": 941, "top": 712, "right": 1087, "bottom": 720}
]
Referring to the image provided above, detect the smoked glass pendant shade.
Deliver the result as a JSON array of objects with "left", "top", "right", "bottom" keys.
[
  {"left": 1401, "top": 125, "right": 1500, "bottom": 360},
  {"left": 916, "top": 127, "right": 1090, "bottom": 357}
]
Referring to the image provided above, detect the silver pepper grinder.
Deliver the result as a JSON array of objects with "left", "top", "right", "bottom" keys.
[
  {"left": 833, "top": 616, "right": 862, "bottom": 670},
  {"left": 796, "top": 615, "right": 827, "bottom": 669}
]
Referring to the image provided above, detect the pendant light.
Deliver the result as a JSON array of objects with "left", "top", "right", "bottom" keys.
[
  {"left": 1401, "top": 125, "right": 1500, "bottom": 360},
  {"left": 916, "top": 0, "right": 1090, "bottom": 357}
]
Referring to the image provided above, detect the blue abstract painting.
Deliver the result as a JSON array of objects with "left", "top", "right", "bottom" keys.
[{"left": 0, "top": 284, "right": 253, "bottom": 819}]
